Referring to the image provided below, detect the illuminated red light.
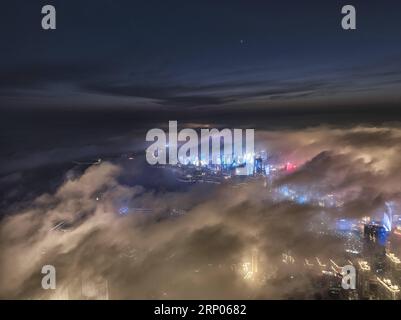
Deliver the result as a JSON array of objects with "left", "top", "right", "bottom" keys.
[{"left": 285, "top": 162, "right": 297, "bottom": 172}]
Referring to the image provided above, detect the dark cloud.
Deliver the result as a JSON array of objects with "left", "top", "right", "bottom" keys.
[
  {"left": 2, "top": 1, "right": 401, "bottom": 112},
  {"left": 0, "top": 63, "right": 107, "bottom": 90}
]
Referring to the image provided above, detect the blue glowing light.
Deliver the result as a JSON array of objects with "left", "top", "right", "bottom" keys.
[
  {"left": 377, "top": 227, "right": 389, "bottom": 246},
  {"left": 119, "top": 206, "right": 129, "bottom": 215},
  {"left": 296, "top": 195, "right": 307, "bottom": 204},
  {"left": 336, "top": 219, "right": 352, "bottom": 231}
]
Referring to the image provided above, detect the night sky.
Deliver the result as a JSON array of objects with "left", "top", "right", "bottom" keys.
[{"left": 1, "top": 0, "right": 401, "bottom": 115}]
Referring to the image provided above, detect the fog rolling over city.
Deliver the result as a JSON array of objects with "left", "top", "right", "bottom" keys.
[
  {"left": 1, "top": 124, "right": 401, "bottom": 299},
  {"left": 2, "top": 0, "right": 401, "bottom": 302}
]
